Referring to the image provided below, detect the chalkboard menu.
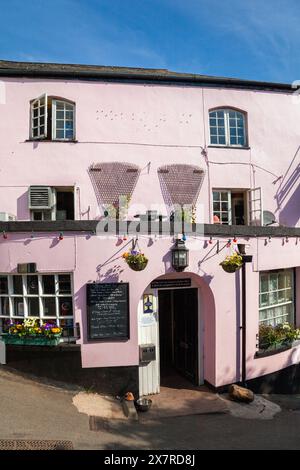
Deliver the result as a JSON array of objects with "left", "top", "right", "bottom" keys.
[{"left": 87, "top": 283, "right": 130, "bottom": 341}]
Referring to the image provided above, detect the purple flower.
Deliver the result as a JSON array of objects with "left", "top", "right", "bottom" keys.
[{"left": 131, "top": 250, "right": 138, "bottom": 256}]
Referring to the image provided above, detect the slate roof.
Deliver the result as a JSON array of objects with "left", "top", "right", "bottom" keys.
[{"left": 0, "top": 59, "right": 296, "bottom": 92}]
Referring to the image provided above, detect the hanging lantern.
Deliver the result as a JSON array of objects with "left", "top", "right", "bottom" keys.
[{"left": 171, "top": 239, "right": 189, "bottom": 272}]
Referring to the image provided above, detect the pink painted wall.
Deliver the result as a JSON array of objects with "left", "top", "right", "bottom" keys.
[{"left": 1, "top": 76, "right": 300, "bottom": 386}]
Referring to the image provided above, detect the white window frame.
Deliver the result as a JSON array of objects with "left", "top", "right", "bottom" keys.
[
  {"left": 30, "top": 93, "right": 48, "bottom": 140},
  {"left": 52, "top": 99, "right": 75, "bottom": 141},
  {"left": 209, "top": 108, "right": 247, "bottom": 147},
  {"left": 259, "top": 269, "right": 295, "bottom": 327},
  {"left": 0, "top": 273, "right": 74, "bottom": 335},
  {"left": 212, "top": 190, "right": 232, "bottom": 225}
]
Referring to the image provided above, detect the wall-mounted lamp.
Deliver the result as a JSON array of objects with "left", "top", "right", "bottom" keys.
[{"left": 171, "top": 239, "right": 189, "bottom": 272}]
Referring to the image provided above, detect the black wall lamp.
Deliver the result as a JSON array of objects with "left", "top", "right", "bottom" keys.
[{"left": 171, "top": 239, "right": 189, "bottom": 272}]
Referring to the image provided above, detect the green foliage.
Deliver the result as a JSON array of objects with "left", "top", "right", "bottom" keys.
[
  {"left": 220, "top": 252, "right": 243, "bottom": 272},
  {"left": 259, "top": 322, "right": 300, "bottom": 350}
]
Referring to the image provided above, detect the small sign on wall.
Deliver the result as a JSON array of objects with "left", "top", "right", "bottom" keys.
[{"left": 143, "top": 294, "right": 154, "bottom": 314}]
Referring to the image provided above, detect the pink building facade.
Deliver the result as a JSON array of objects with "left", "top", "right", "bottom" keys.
[{"left": 1, "top": 60, "right": 300, "bottom": 394}]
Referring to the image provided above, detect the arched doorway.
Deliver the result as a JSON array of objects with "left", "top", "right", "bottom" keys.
[
  {"left": 138, "top": 272, "right": 213, "bottom": 396},
  {"left": 158, "top": 286, "right": 198, "bottom": 385}
]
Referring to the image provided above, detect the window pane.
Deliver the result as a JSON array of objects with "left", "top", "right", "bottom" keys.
[
  {"left": 56, "top": 130, "right": 64, "bottom": 139},
  {"left": 213, "top": 191, "right": 220, "bottom": 201},
  {"left": 260, "top": 274, "right": 268, "bottom": 293},
  {"left": 213, "top": 202, "right": 219, "bottom": 211},
  {"left": 0, "top": 276, "right": 8, "bottom": 294},
  {"left": 259, "top": 293, "right": 268, "bottom": 307},
  {"left": 65, "top": 129, "right": 74, "bottom": 139},
  {"left": 270, "top": 274, "right": 278, "bottom": 290},
  {"left": 59, "top": 298, "right": 73, "bottom": 316},
  {"left": 60, "top": 318, "right": 74, "bottom": 337},
  {"left": 0, "top": 297, "right": 9, "bottom": 315},
  {"left": 43, "top": 211, "right": 52, "bottom": 221},
  {"left": 56, "top": 102, "right": 64, "bottom": 110},
  {"left": 230, "top": 136, "right": 237, "bottom": 145},
  {"left": 28, "top": 297, "right": 39, "bottom": 316},
  {"left": 13, "top": 298, "right": 24, "bottom": 316},
  {"left": 210, "top": 136, "right": 218, "bottom": 144},
  {"left": 56, "top": 120, "right": 65, "bottom": 129},
  {"left": 56, "top": 111, "right": 64, "bottom": 119},
  {"left": 43, "top": 297, "right": 56, "bottom": 316},
  {"left": 219, "top": 136, "right": 226, "bottom": 145},
  {"left": 58, "top": 275, "right": 71, "bottom": 294},
  {"left": 286, "top": 272, "right": 292, "bottom": 288},
  {"left": 13, "top": 276, "right": 23, "bottom": 295},
  {"left": 33, "top": 211, "right": 42, "bottom": 221},
  {"left": 42, "top": 275, "right": 55, "bottom": 294},
  {"left": 27, "top": 275, "right": 38, "bottom": 295},
  {"left": 221, "top": 192, "right": 228, "bottom": 201}
]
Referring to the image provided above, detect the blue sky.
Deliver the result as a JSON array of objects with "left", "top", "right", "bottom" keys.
[{"left": 0, "top": 0, "right": 298, "bottom": 83}]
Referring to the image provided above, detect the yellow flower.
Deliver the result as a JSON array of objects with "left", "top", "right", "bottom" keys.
[
  {"left": 51, "top": 327, "right": 61, "bottom": 334},
  {"left": 16, "top": 325, "right": 23, "bottom": 329}
]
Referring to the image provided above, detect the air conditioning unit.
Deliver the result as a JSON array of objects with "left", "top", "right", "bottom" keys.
[
  {"left": 28, "top": 186, "right": 54, "bottom": 210},
  {"left": 0, "top": 212, "right": 16, "bottom": 221}
]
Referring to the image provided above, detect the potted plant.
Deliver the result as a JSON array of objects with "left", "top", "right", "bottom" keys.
[
  {"left": 259, "top": 322, "right": 300, "bottom": 352},
  {"left": 220, "top": 252, "right": 243, "bottom": 273},
  {"left": 2, "top": 317, "right": 62, "bottom": 346},
  {"left": 122, "top": 250, "right": 148, "bottom": 271}
]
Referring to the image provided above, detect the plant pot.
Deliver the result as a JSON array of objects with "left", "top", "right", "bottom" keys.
[
  {"left": 1, "top": 335, "right": 61, "bottom": 346},
  {"left": 220, "top": 263, "right": 242, "bottom": 273},
  {"left": 127, "top": 259, "right": 148, "bottom": 271}
]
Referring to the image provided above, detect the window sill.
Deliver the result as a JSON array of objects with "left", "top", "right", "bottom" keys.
[
  {"left": 255, "top": 340, "right": 300, "bottom": 358},
  {"left": 25, "top": 139, "right": 78, "bottom": 143},
  {"left": 208, "top": 145, "right": 250, "bottom": 150}
]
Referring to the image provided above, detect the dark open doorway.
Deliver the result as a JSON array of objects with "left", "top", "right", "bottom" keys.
[{"left": 158, "top": 288, "right": 199, "bottom": 386}]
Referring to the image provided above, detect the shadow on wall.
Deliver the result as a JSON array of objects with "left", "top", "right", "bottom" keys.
[
  {"left": 278, "top": 179, "right": 300, "bottom": 227},
  {"left": 275, "top": 146, "right": 300, "bottom": 226}
]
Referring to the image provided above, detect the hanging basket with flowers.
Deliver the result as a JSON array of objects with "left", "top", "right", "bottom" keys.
[
  {"left": 122, "top": 250, "right": 148, "bottom": 271},
  {"left": 220, "top": 252, "right": 243, "bottom": 273}
]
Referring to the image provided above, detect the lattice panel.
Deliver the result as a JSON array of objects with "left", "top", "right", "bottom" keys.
[
  {"left": 89, "top": 162, "right": 141, "bottom": 208},
  {"left": 158, "top": 164, "right": 205, "bottom": 207}
]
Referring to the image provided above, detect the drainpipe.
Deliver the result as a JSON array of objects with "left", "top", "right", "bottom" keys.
[{"left": 241, "top": 253, "right": 253, "bottom": 387}]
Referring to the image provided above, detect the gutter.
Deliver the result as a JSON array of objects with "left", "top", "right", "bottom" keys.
[{"left": 0, "top": 66, "right": 296, "bottom": 93}]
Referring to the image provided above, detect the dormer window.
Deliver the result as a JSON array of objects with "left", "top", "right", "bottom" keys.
[
  {"left": 30, "top": 94, "right": 75, "bottom": 141},
  {"left": 209, "top": 108, "right": 247, "bottom": 147}
]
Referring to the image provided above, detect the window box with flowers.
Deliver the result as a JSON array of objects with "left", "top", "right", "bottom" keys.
[
  {"left": 122, "top": 250, "right": 148, "bottom": 271},
  {"left": 1, "top": 318, "right": 62, "bottom": 346},
  {"left": 256, "top": 323, "right": 300, "bottom": 357}
]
